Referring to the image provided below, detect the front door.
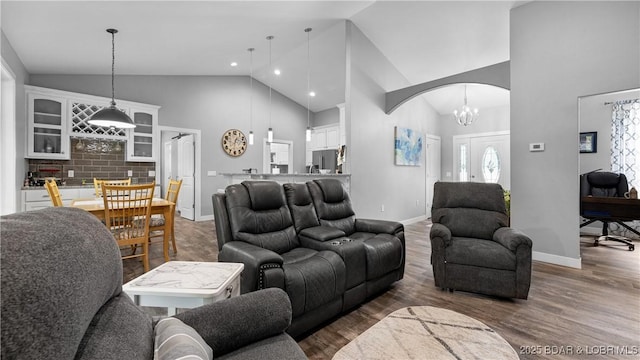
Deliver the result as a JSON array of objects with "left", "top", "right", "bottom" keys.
[{"left": 469, "top": 133, "right": 510, "bottom": 190}]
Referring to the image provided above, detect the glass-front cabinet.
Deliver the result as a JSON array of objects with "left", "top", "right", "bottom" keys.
[
  {"left": 27, "top": 93, "right": 69, "bottom": 159},
  {"left": 127, "top": 107, "right": 157, "bottom": 162},
  {"left": 25, "top": 86, "right": 160, "bottom": 163}
]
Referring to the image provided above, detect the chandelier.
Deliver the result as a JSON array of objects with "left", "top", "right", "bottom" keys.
[{"left": 453, "top": 85, "right": 479, "bottom": 126}]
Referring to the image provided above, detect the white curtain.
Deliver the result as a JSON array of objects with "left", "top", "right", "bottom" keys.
[{"left": 610, "top": 99, "right": 640, "bottom": 237}]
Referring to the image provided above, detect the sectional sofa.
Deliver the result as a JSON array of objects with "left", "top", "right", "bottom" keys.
[{"left": 212, "top": 178, "right": 405, "bottom": 337}]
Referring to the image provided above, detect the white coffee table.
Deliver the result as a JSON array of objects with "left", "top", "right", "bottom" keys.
[{"left": 123, "top": 261, "right": 244, "bottom": 315}]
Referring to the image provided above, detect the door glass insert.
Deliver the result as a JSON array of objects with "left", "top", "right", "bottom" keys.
[
  {"left": 458, "top": 143, "right": 468, "bottom": 181},
  {"left": 482, "top": 146, "right": 501, "bottom": 183}
]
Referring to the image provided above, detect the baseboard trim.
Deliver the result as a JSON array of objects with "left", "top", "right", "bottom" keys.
[
  {"left": 532, "top": 251, "right": 582, "bottom": 269},
  {"left": 197, "top": 214, "right": 214, "bottom": 222},
  {"left": 401, "top": 215, "right": 428, "bottom": 226}
]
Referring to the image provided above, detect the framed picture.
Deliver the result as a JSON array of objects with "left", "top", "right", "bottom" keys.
[
  {"left": 394, "top": 126, "right": 423, "bottom": 166},
  {"left": 579, "top": 132, "right": 597, "bottom": 153}
]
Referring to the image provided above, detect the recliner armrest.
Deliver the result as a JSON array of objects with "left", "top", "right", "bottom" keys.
[
  {"left": 430, "top": 223, "right": 452, "bottom": 246},
  {"left": 355, "top": 218, "right": 403, "bottom": 235},
  {"left": 219, "top": 241, "right": 284, "bottom": 293},
  {"left": 299, "top": 226, "right": 346, "bottom": 241},
  {"left": 493, "top": 227, "right": 533, "bottom": 252},
  {"left": 176, "top": 288, "right": 295, "bottom": 358}
]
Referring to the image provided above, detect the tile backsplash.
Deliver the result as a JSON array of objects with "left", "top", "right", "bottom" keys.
[{"left": 28, "top": 138, "right": 155, "bottom": 186}]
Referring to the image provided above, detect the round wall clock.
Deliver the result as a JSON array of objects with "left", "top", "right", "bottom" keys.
[{"left": 221, "top": 129, "right": 248, "bottom": 157}]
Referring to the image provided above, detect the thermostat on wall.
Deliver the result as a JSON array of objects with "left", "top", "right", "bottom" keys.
[{"left": 529, "top": 143, "right": 545, "bottom": 152}]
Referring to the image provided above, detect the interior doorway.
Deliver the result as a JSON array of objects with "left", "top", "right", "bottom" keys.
[
  {"left": 1, "top": 58, "right": 17, "bottom": 215},
  {"left": 262, "top": 139, "right": 293, "bottom": 174},
  {"left": 425, "top": 134, "right": 441, "bottom": 218},
  {"left": 158, "top": 126, "right": 201, "bottom": 221}
]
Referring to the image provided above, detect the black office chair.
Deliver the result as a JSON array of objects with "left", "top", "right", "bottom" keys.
[{"left": 580, "top": 171, "right": 637, "bottom": 251}]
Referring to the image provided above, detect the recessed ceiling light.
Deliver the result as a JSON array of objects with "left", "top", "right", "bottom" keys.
[
  {"left": 309, "top": 91, "right": 316, "bottom": 97},
  {"left": 230, "top": 62, "right": 238, "bottom": 67},
  {"left": 274, "top": 69, "right": 281, "bottom": 75}
]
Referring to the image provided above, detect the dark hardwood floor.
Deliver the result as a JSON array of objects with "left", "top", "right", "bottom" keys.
[{"left": 123, "top": 216, "right": 640, "bottom": 360}]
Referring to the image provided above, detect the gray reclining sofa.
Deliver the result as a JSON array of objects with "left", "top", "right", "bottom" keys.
[{"left": 213, "top": 179, "right": 405, "bottom": 337}]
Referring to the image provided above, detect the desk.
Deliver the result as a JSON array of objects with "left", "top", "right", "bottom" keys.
[
  {"left": 71, "top": 197, "right": 175, "bottom": 261},
  {"left": 122, "top": 261, "right": 243, "bottom": 316},
  {"left": 581, "top": 196, "right": 640, "bottom": 221},
  {"left": 581, "top": 196, "right": 640, "bottom": 250}
]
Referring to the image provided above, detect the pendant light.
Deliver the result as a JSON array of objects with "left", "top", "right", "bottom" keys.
[
  {"left": 305, "top": 28, "right": 312, "bottom": 142},
  {"left": 266, "top": 35, "right": 274, "bottom": 143},
  {"left": 88, "top": 29, "right": 135, "bottom": 129},
  {"left": 248, "top": 47, "right": 255, "bottom": 145},
  {"left": 453, "top": 84, "right": 479, "bottom": 127}
]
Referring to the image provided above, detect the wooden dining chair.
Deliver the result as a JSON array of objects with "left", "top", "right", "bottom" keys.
[
  {"left": 102, "top": 182, "right": 155, "bottom": 272},
  {"left": 44, "top": 179, "right": 63, "bottom": 207},
  {"left": 149, "top": 179, "right": 183, "bottom": 255},
  {"left": 94, "top": 178, "right": 131, "bottom": 197}
]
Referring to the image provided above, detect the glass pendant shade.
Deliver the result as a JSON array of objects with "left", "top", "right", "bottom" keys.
[
  {"left": 267, "top": 36, "right": 275, "bottom": 143},
  {"left": 249, "top": 131, "right": 254, "bottom": 145},
  {"left": 305, "top": 28, "right": 312, "bottom": 142},
  {"left": 88, "top": 29, "right": 135, "bottom": 129}
]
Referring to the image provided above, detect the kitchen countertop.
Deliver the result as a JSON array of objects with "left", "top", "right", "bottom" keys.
[
  {"left": 21, "top": 184, "right": 95, "bottom": 190},
  {"left": 220, "top": 173, "right": 350, "bottom": 177}
]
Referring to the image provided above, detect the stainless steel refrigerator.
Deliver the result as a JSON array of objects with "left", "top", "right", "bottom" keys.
[{"left": 312, "top": 149, "right": 338, "bottom": 173}]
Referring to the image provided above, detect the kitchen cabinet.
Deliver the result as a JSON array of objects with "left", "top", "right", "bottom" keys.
[
  {"left": 127, "top": 107, "right": 158, "bottom": 162},
  {"left": 27, "top": 91, "right": 69, "bottom": 159},
  {"left": 22, "top": 187, "right": 81, "bottom": 211},
  {"left": 306, "top": 124, "right": 340, "bottom": 165},
  {"left": 21, "top": 185, "right": 160, "bottom": 212},
  {"left": 25, "top": 86, "right": 160, "bottom": 162}
]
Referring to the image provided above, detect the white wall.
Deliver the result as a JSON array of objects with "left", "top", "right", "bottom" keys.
[
  {"left": 314, "top": 107, "right": 339, "bottom": 127},
  {"left": 346, "top": 21, "right": 440, "bottom": 222},
  {"left": 440, "top": 104, "right": 510, "bottom": 183},
  {"left": 29, "top": 74, "right": 309, "bottom": 217},
  {"left": 579, "top": 89, "right": 640, "bottom": 175},
  {"left": 1, "top": 31, "right": 29, "bottom": 213},
  {"left": 510, "top": 1, "right": 640, "bottom": 267}
]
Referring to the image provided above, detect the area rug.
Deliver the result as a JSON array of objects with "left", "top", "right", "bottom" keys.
[{"left": 332, "top": 306, "right": 519, "bottom": 360}]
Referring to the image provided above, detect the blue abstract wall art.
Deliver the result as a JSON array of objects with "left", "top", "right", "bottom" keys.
[{"left": 394, "top": 126, "right": 423, "bottom": 166}]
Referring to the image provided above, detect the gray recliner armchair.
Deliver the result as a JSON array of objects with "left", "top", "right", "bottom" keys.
[
  {"left": 429, "top": 182, "right": 532, "bottom": 299},
  {"left": 1, "top": 207, "right": 306, "bottom": 360}
]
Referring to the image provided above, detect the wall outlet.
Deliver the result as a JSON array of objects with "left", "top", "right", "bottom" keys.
[
  {"left": 127, "top": 170, "right": 133, "bottom": 177},
  {"left": 445, "top": 171, "right": 452, "bottom": 178},
  {"left": 381, "top": 204, "right": 385, "bottom": 212},
  {"left": 68, "top": 170, "right": 74, "bottom": 178},
  {"left": 207, "top": 170, "right": 217, "bottom": 176},
  {"left": 148, "top": 170, "right": 156, "bottom": 177}
]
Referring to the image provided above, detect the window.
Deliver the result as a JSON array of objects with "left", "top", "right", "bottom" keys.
[
  {"left": 481, "top": 146, "right": 500, "bottom": 183},
  {"left": 458, "top": 143, "right": 468, "bottom": 181}
]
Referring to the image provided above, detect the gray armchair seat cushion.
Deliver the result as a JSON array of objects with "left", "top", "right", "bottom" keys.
[{"left": 445, "top": 237, "right": 516, "bottom": 271}]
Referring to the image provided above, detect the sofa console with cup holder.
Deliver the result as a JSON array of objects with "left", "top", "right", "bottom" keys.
[{"left": 212, "top": 179, "right": 405, "bottom": 337}]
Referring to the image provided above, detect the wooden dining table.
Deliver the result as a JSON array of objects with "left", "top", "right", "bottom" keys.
[{"left": 70, "top": 197, "right": 175, "bottom": 262}]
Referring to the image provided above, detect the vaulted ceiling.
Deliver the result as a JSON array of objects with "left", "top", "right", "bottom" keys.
[{"left": 1, "top": 1, "right": 520, "bottom": 113}]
